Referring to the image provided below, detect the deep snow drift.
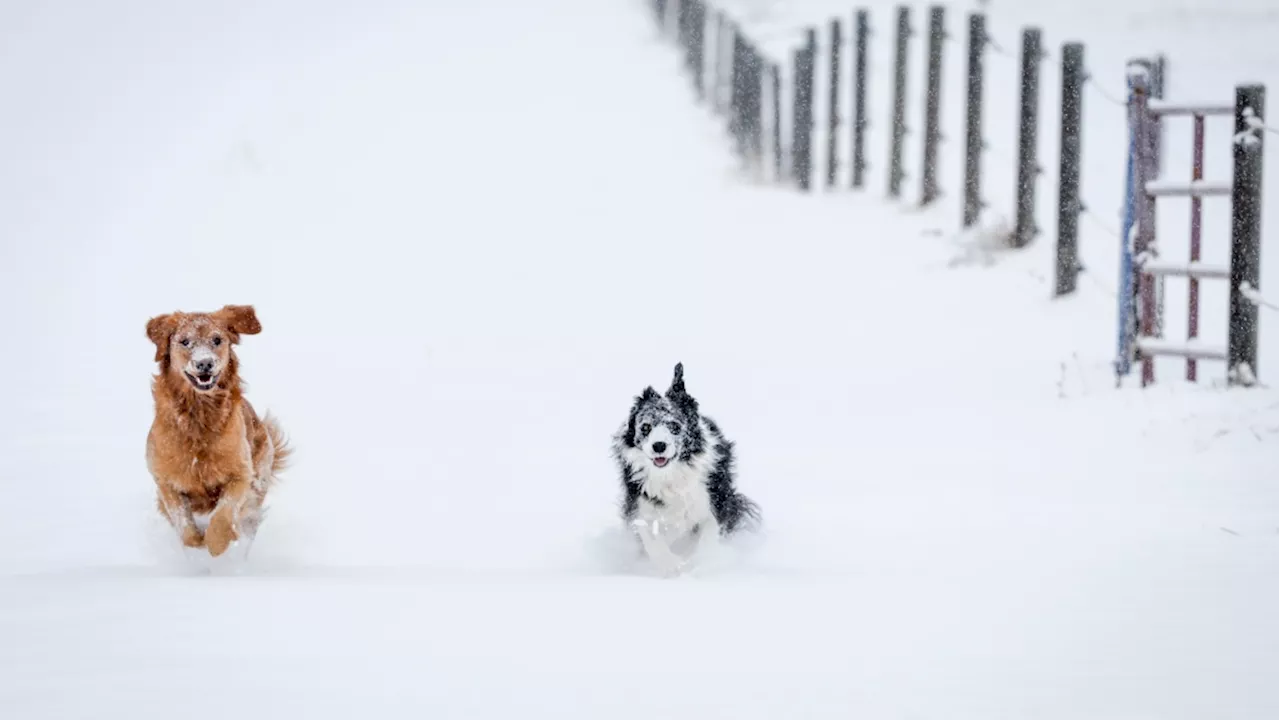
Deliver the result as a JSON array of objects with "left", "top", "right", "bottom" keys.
[{"left": 0, "top": 0, "right": 1275, "bottom": 718}]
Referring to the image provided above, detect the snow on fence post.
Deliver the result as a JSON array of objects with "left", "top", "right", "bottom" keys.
[
  {"left": 962, "top": 12, "right": 985, "bottom": 227},
  {"left": 851, "top": 9, "right": 870, "bottom": 189},
  {"left": 1131, "top": 70, "right": 1159, "bottom": 387},
  {"left": 826, "top": 17, "right": 842, "bottom": 189},
  {"left": 1228, "top": 84, "right": 1265, "bottom": 385},
  {"left": 788, "top": 47, "right": 798, "bottom": 181},
  {"left": 1137, "top": 57, "right": 1168, "bottom": 356},
  {"left": 1186, "top": 108, "right": 1207, "bottom": 381},
  {"left": 1011, "top": 27, "right": 1042, "bottom": 248},
  {"left": 745, "top": 40, "right": 764, "bottom": 170},
  {"left": 689, "top": 0, "right": 706, "bottom": 101},
  {"left": 806, "top": 27, "right": 818, "bottom": 185},
  {"left": 920, "top": 6, "right": 945, "bottom": 206},
  {"left": 677, "top": 0, "right": 690, "bottom": 65},
  {"left": 791, "top": 47, "right": 804, "bottom": 184},
  {"left": 1126, "top": 57, "right": 1165, "bottom": 182},
  {"left": 712, "top": 11, "right": 728, "bottom": 115},
  {"left": 792, "top": 29, "right": 817, "bottom": 191},
  {"left": 742, "top": 39, "right": 752, "bottom": 157},
  {"left": 1150, "top": 54, "right": 1166, "bottom": 175},
  {"left": 1114, "top": 68, "right": 1142, "bottom": 383},
  {"left": 806, "top": 31, "right": 818, "bottom": 119},
  {"left": 887, "top": 6, "right": 911, "bottom": 198},
  {"left": 1054, "top": 42, "right": 1084, "bottom": 297},
  {"left": 730, "top": 29, "right": 744, "bottom": 154},
  {"left": 771, "top": 63, "right": 784, "bottom": 181}
]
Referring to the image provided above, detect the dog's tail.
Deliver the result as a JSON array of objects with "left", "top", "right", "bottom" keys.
[
  {"left": 735, "top": 493, "right": 763, "bottom": 533},
  {"left": 264, "top": 412, "right": 293, "bottom": 479}
]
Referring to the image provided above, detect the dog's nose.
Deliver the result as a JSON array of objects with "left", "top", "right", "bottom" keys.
[
  {"left": 652, "top": 441, "right": 667, "bottom": 454},
  {"left": 194, "top": 359, "right": 215, "bottom": 375}
]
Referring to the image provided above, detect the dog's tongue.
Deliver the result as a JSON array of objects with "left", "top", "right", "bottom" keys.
[{"left": 654, "top": 457, "right": 668, "bottom": 467}]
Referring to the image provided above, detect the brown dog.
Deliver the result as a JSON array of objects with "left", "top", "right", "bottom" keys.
[{"left": 145, "top": 305, "right": 290, "bottom": 557}]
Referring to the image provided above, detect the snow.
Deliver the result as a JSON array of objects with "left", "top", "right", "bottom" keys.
[
  {"left": 1147, "top": 99, "right": 1236, "bottom": 116},
  {"left": 0, "top": 0, "right": 1276, "bottom": 718},
  {"left": 1136, "top": 336, "right": 1229, "bottom": 360},
  {"left": 1241, "top": 281, "right": 1280, "bottom": 311},
  {"left": 1140, "top": 258, "right": 1231, "bottom": 279},
  {"left": 1145, "top": 178, "right": 1233, "bottom": 196}
]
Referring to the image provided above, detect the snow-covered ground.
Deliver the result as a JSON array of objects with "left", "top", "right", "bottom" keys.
[{"left": 0, "top": 0, "right": 1275, "bottom": 718}]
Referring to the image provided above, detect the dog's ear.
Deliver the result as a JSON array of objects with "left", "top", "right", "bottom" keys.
[
  {"left": 624, "top": 387, "right": 659, "bottom": 447},
  {"left": 668, "top": 362, "right": 686, "bottom": 396},
  {"left": 215, "top": 305, "right": 261, "bottom": 341},
  {"left": 671, "top": 391, "right": 699, "bottom": 420},
  {"left": 145, "top": 313, "right": 178, "bottom": 363},
  {"left": 666, "top": 364, "right": 700, "bottom": 419}
]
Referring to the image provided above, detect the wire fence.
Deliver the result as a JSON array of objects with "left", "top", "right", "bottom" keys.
[{"left": 645, "top": 0, "right": 1267, "bottom": 388}]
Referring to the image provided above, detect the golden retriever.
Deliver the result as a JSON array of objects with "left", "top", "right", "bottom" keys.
[{"left": 145, "top": 304, "right": 290, "bottom": 557}]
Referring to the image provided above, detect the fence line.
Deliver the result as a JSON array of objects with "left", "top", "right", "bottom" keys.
[{"left": 647, "top": 0, "right": 1266, "bottom": 389}]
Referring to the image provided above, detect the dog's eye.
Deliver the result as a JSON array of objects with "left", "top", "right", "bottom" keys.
[
  {"left": 179, "top": 338, "right": 192, "bottom": 348},
  {"left": 668, "top": 422, "right": 681, "bottom": 435},
  {"left": 639, "top": 423, "right": 651, "bottom": 435},
  {"left": 212, "top": 336, "right": 222, "bottom": 347}
]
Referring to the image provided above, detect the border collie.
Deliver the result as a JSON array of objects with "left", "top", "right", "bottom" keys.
[{"left": 612, "top": 363, "right": 759, "bottom": 575}]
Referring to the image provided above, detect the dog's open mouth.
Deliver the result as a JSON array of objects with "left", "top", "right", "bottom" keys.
[
  {"left": 185, "top": 372, "right": 219, "bottom": 391},
  {"left": 652, "top": 456, "right": 669, "bottom": 468}
]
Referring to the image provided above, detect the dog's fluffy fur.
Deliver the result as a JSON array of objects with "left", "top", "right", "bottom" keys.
[
  {"left": 145, "top": 304, "right": 290, "bottom": 557},
  {"left": 612, "top": 363, "right": 759, "bottom": 575}
]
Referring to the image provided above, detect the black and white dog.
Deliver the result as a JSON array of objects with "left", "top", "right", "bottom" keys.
[{"left": 612, "top": 363, "right": 759, "bottom": 575}]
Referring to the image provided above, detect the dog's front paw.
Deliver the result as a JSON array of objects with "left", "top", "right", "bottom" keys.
[
  {"left": 657, "top": 560, "right": 692, "bottom": 579},
  {"left": 647, "top": 552, "right": 690, "bottom": 579},
  {"left": 181, "top": 524, "right": 205, "bottom": 548},
  {"left": 205, "top": 508, "right": 239, "bottom": 557}
]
